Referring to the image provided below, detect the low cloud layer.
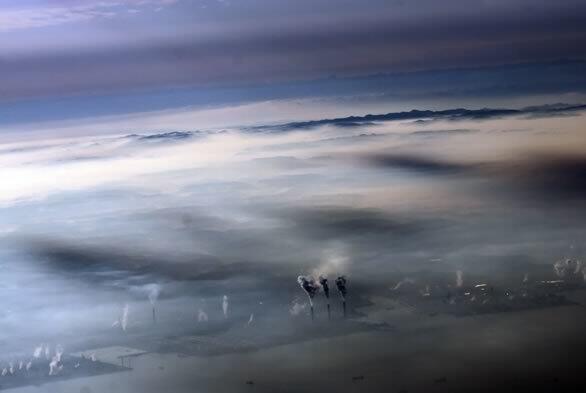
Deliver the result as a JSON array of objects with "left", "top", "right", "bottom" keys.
[
  {"left": 0, "top": 102, "right": 584, "bottom": 392},
  {"left": 361, "top": 152, "right": 586, "bottom": 203}
]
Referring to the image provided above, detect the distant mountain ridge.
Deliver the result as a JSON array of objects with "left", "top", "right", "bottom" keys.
[
  {"left": 124, "top": 131, "right": 198, "bottom": 141},
  {"left": 247, "top": 103, "right": 586, "bottom": 132}
]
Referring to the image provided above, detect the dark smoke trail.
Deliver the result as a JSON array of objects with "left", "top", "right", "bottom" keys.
[
  {"left": 297, "top": 275, "right": 319, "bottom": 321},
  {"left": 319, "top": 275, "right": 331, "bottom": 320},
  {"left": 335, "top": 276, "right": 347, "bottom": 318}
]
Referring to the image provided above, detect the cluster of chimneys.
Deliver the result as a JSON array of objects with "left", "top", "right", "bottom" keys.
[
  {"left": 297, "top": 275, "right": 348, "bottom": 320},
  {"left": 0, "top": 344, "right": 77, "bottom": 379}
]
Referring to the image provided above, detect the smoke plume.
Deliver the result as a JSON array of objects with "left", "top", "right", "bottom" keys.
[
  {"left": 297, "top": 276, "right": 320, "bottom": 306},
  {"left": 335, "top": 276, "right": 347, "bottom": 300},
  {"left": 318, "top": 276, "right": 330, "bottom": 299}
]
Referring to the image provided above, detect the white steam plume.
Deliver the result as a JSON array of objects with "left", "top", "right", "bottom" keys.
[
  {"left": 197, "top": 309, "right": 208, "bottom": 322},
  {"left": 456, "top": 270, "right": 464, "bottom": 288},
  {"left": 553, "top": 259, "right": 565, "bottom": 277},
  {"left": 312, "top": 243, "right": 350, "bottom": 279},
  {"left": 121, "top": 303, "right": 129, "bottom": 331},
  {"left": 55, "top": 344, "right": 64, "bottom": 362},
  {"left": 553, "top": 258, "right": 584, "bottom": 278},
  {"left": 289, "top": 299, "right": 307, "bottom": 316},
  {"left": 222, "top": 295, "right": 229, "bottom": 318},
  {"left": 48, "top": 357, "right": 59, "bottom": 376},
  {"left": 33, "top": 345, "right": 43, "bottom": 358},
  {"left": 146, "top": 284, "right": 161, "bottom": 324},
  {"left": 392, "top": 278, "right": 415, "bottom": 291},
  {"left": 147, "top": 284, "right": 160, "bottom": 306}
]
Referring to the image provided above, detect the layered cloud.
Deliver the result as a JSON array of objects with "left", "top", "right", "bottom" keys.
[{"left": 1, "top": 0, "right": 585, "bottom": 105}]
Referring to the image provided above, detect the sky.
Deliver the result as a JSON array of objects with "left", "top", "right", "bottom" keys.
[
  {"left": 0, "top": 0, "right": 586, "bottom": 134},
  {"left": 1, "top": 2, "right": 586, "bottom": 393}
]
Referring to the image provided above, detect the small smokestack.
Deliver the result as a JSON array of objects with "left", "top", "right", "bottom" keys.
[
  {"left": 297, "top": 276, "right": 319, "bottom": 321},
  {"left": 318, "top": 276, "right": 331, "bottom": 320},
  {"left": 335, "top": 276, "right": 347, "bottom": 318}
]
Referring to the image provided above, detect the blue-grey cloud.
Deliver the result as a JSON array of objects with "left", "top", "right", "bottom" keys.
[
  {"left": 2, "top": 60, "right": 586, "bottom": 127},
  {"left": 1, "top": 0, "right": 585, "bottom": 105}
]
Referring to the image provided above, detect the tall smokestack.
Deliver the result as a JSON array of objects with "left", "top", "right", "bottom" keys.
[
  {"left": 297, "top": 276, "right": 319, "bottom": 321},
  {"left": 335, "top": 276, "right": 347, "bottom": 318},
  {"left": 318, "top": 276, "right": 331, "bottom": 320}
]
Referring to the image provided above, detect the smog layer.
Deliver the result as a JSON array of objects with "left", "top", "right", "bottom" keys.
[{"left": 0, "top": 105, "right": 585, "bottom": 392}]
